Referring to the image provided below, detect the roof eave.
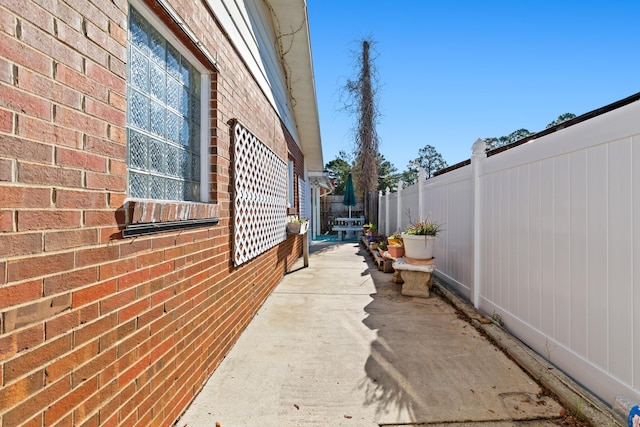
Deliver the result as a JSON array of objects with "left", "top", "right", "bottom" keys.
[{"left": 268, "top": 0, "right": 324, "bottom": 173}]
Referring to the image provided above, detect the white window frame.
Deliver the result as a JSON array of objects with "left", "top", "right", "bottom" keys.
[
  {"left": 287, "top": 159, "right": 295, "bottom": 208},
  {"left": 127, "top": 0, "right": 211, "bottom": 202}
]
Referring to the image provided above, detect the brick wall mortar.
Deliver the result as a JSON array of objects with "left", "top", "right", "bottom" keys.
[{"left": 0, "top": 0, "right": 308, "bottom": 425}]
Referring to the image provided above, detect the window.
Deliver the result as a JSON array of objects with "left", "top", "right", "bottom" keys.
[
  {"left": 126, "top": 5, "right": 208, "bottom": 202},
  {"left": 287, "top": 159, "right": 295, "bottom": 208}
]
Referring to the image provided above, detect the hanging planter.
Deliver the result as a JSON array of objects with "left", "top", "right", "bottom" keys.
[{"left": 286, "top": 218, "right": 309, "bottom": 235}]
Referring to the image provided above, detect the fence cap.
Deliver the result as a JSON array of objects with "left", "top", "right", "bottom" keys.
[{"left": 472, "top": 138, "right": 486, "bottom": 154}]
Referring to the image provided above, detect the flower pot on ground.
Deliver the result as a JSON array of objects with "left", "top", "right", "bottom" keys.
[{"left": 364, "top": 223, "right": 378, "bottom": 242}]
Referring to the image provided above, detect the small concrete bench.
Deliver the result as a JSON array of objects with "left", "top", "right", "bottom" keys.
[
  {"left": 332, "top": 225, "right": 362, "bottom": 240},
  {"left": 391, "top": 257, "right": 435, "bottom": 298}
]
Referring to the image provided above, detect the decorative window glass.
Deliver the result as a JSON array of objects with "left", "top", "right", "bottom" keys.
[
  {"left": 287, "top": 159, "right": 295, "bottom": 208},
  {"left": 127, "top": 6, "right": 202, "bottom": 201}
]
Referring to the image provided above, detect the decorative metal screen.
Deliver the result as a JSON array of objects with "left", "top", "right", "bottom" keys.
[{"left": 233, "top": 122, "right": 287, "bottom": 266}]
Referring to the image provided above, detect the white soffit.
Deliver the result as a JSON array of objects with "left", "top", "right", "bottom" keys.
[
  {"left": 267, "top": 0, "right": 324, "bottom": 173},
  {"left": 207, "top": 0, "right": 324, "bottom": 173}
]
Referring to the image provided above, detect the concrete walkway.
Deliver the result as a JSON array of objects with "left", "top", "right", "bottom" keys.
[{"left": 177, "top": 240, "right": 611, "bottom": 426}]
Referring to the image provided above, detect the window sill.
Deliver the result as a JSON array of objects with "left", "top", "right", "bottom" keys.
[{"left": 123, "top": 198, "right": 220, "bottom": 237}]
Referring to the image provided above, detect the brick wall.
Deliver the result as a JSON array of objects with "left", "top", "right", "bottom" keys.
[{"left": 0, "top": 0, "right": 306, "bottom": 425}]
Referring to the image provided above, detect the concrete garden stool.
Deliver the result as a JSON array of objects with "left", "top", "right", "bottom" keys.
[{"left": 391, "top": 257, "right": 435, "bottom": 298}]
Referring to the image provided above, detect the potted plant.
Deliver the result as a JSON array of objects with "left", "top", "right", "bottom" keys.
[
  {"left": 386, "top": 232, "right": 404, "bottom": 258},
  {"left": 369, "top": 233, "right": 382, "bottom": 250},
  {"left": 365, "top": 223, "right": 379, "bottom": 243},
  {"left": 401, "top": 218, "right": 443, "bottom": 260},
  {"left": 387, "top": 231, "right": 402, "bottom": 246},
  {"left": 286, "top": 217, "right": 309, "bottom": 235}
]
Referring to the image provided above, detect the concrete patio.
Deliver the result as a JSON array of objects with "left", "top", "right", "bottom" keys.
[{"left": 177, "top": 239, "right": 620, "bottom": 426}]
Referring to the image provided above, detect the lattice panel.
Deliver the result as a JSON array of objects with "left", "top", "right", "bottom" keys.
[{"left": 233, "top": 122, "right": 288, "bottom": 266}]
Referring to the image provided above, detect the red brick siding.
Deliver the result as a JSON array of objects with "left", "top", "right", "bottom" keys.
[{"left": 0, "top": 0, "right": 306, "bottom": 426}]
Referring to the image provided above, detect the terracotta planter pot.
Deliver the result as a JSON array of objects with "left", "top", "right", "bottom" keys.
[
  {"left": 387, "top": 245, "right": 405, "bottom": 258},
  {"left": 401, "top": 233, "right": 435, "bottom": 260}
]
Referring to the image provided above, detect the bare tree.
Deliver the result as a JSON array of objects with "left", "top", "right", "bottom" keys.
[{"left": 343, "top": 39, "right": 380, "bottom": 222}]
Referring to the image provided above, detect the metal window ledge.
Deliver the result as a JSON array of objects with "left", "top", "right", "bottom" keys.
[{"left": 123, "top": 218, "right": 220, "bottom": 237}]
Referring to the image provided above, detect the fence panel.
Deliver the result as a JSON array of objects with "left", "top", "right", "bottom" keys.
[
  {"left": 423, "top": 167, "right": 473, "bottom": 298},
  {"left": 387, "top": 191, "right": 398, "bottom": 234},
  {"left": 400, "top": 183, "right": 419, "bottom": 229},
  {"left": 378, "top": 99, "right": 640, "bottom": 406},
  {"left": 478, "top": 101, "right": 640, "bottom": 405}
]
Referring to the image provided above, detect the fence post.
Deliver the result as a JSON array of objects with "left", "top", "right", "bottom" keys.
[
  {"left": 378, "top": 190, "right": 383, "bottom": 233},
  {"left": 471, "top": 138, "right": 486, "bottom": 309},
  {"left": 418, "top": 168, "right": 425, "bottom": 219},
  {"left": 385, "top": 187, "right": 390, "bottom": 235},
  {"left": 396, "top": 181, "right": 403, "bottom": 232}
]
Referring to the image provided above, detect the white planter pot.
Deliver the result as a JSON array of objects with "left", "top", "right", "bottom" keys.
[{"left": 401, "top": 234, "right": 435, "bottom": 260}]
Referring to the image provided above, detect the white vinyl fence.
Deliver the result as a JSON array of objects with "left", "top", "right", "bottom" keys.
[{"left": 379, "top": 99, "right": 640, "bottom": 408}]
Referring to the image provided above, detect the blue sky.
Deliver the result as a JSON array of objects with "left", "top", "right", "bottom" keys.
[{"left": 307, "top": 1, "right": 640, "bottom": 171}]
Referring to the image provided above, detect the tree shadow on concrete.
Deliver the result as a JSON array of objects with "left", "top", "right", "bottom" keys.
[
  {"left": 357, "top": 250, "right": 470, "bottom": 424},
  {"left": 355, "top": 249, "right": 568, "bottom": 425}
]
